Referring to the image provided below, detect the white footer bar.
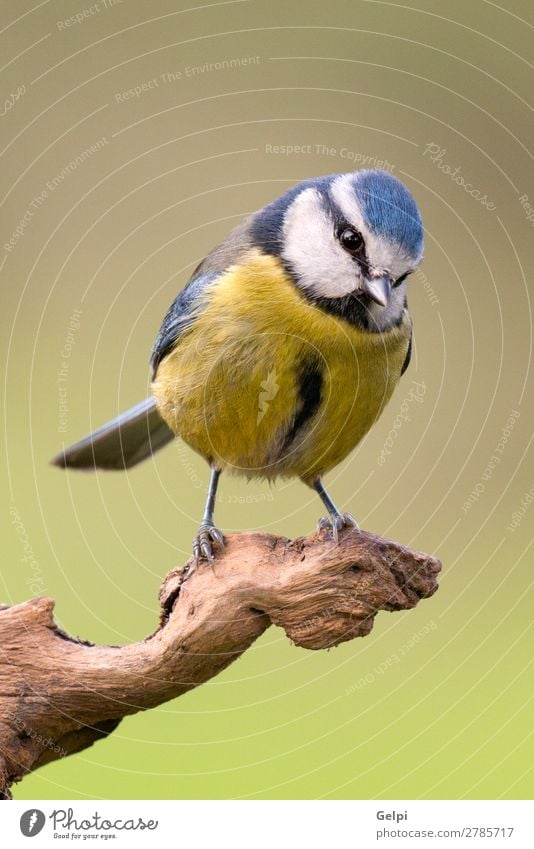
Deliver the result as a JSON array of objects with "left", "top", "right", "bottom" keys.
[{"left": 3, "top": 800, "right": 532, "bottom": 847}]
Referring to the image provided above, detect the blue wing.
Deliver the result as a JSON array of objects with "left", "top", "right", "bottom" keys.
[
  {"left": 149, "top": 272, "right": 219, "bottom": 378},
  {"left": 51, "top": 397, "right": 174, "bottom": 470}
]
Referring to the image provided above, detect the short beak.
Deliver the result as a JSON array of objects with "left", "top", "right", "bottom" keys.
[{"left": 362, "top": 276, "right": 392, "bottom": 307}]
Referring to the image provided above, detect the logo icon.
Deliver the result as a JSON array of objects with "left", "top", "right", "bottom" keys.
[
  {"left": 20, "top": 809, "right": 46, "bottom": 837},
  {"left": 257, "top": 369, "right": 279, "bottom": 424}
]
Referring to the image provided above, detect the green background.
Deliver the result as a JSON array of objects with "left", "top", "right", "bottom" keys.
[{"left": 1, "top": 0, "right": 532, "bottom": 799}]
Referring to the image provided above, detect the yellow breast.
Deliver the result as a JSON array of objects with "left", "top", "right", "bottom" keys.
[{"left": 152, "top": 251, "right": 411, "bottom": 481}]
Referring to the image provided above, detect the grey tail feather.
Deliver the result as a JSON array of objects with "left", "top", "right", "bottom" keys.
[{"left": 50, "top": 397, "right": 174, "bottom": 470}]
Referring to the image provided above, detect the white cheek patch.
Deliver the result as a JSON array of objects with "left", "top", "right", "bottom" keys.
[
  {"left": 281, "top": 188, "right": 360, "bottom": 298},
  {"left": 331, "top": 174, "right": 413, "bottom": 280}
]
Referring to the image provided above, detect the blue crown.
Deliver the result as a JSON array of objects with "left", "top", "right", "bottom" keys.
[{"left": 352, "top": 170, "right": 424, "bottom": 259}]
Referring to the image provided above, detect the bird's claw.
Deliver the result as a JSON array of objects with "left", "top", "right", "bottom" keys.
[
  {"left": 317, "top": 512, "right": 360, "bottom": 543},
  {"left": 192, "top": 523, "right": 224, "bottom": 565}
]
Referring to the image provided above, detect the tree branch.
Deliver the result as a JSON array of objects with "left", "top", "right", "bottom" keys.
[{"left": 0, "top": 529, "right": 441, "bottom": 798}]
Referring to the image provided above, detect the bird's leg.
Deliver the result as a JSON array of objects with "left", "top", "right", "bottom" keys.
[
  {"left": 193, "top": 467, "right": 224, "bottom": 564},
  {"left": 312, "top": 477, "right": 360, "bottom": 543}
]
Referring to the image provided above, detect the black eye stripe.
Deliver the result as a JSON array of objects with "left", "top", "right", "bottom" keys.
[
  {"left": 334, "top": 220, "right": 412, "bottom": 287},
  {"left": 393, "top": 271, "right": 411, "bottom": 287}
]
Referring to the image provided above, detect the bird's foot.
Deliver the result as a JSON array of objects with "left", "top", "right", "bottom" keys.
[
  {"left": 317, "top": 512, "right": 360, "bottom": 543},
  {"left": 192, "top": 522, "right": 224, "bottom": 565}
]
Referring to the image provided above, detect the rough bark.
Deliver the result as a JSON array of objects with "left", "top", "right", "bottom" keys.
[{"left": 0, "top": 529, "right": 441, "bottom": 798}]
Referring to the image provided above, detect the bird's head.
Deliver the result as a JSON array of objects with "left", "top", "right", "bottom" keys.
[{"left": 253, "top": 170, "right": 424, "bottom": 329}]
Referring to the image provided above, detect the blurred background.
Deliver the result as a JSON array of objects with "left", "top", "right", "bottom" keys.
[{"left": 1, "top": 0, "right": 532, "bottom": 800}]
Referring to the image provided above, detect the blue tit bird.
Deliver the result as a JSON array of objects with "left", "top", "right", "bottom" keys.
[{"left": 52, "top": 169, "right": 424, "bottom": 563}]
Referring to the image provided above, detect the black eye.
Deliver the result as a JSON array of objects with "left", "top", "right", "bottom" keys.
[
  {"left": 339, "top": 227, "right": 364, "bottom": 254},
  {"left": 394, "top": 271, "right": 411, "bottom": 287}
]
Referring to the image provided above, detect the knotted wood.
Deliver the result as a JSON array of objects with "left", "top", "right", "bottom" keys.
[{"left": 0, "top": 529, "right": 441, "bottom": 798}]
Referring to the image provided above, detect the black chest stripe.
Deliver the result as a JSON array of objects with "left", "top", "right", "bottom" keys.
[{"left": 282, "top": 359, "right": 323, "bottom": 451}]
